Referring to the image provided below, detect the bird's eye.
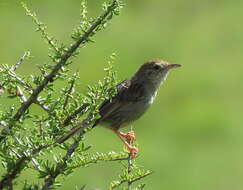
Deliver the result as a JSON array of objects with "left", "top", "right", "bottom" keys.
[{"left": 154, "top": 65, "right": 160, "bottom": 70}]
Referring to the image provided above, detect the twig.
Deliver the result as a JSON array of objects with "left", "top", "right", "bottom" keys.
[
  {"left": 0, "top": 156, "right": 30, "bottom": 190},
  {"left": 110, "top": 172, "right": 152, "bottom": 190},
  {"left": 127, "top": 156, "right": 132, "bottom": 190},
  {"left": 34, "top": 99, "right": 52, "bottom": 114},
  {"left": 63, "top": 103, "right": 89, "bottom": 126},
  {"left": 12, "top": 51, "right": 31, "bottom": 71},
  {"left": 4, "top": 70, "right": 51, "bottom": 114},
  {"left": 63, "top": 78, "right": 76, "bottom": 109},
  {"left": 0, "top": 55, "right": 52, "bottom": 114},
  {"left": 0, "top": 52, "right": 30, "bottom": 90},
  {"left": 0, "top": 89, "right": 4, "bottom": 96},
  {"left": 1, "top": 68, "right": 52, "bottom": 114},
  {"left": 6, "top": 181, "right": 13, "bottom": 190},
  {"left": 139, "top": 184, "right": 146, "bottom": 190},
  {"left": 22, "top": 3, "right": 59, "bottom": 54},
  {"left": 69, "top": 155, "right": 129, "bottom": 170},
  {"left": 129, "top": 172, "right": 153, "bottom": 184},
  {"left": 79, "top": 184, "right": 86, "bottom": 190},
  {"left": 0, "top": 121, "right": 9, "bottom": 132},
  {"left": 16, "top": 86, "right": 27, "bottom": 103},
  {"left": 5, "top": 68, "right": 33, "bottom": 92}
]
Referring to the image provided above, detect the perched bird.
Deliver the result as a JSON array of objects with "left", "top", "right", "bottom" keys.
[{"left": 57, "top": 59, "right": 181, "bottom": 157}]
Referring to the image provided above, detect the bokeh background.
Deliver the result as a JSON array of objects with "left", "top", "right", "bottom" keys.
[{"left": 1, "top": 0, "right": 243, "bottom": 189}]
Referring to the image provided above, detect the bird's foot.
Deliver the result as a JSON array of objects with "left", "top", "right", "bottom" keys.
[
  {"left": 125, "top": 142, "right": 138, "bottom": 158},
  {"left": 114, "top": 130, "right": 138, "bottom": 158},
  {"left": 119, "top": 131, "right": 136, "bottom": 143}
]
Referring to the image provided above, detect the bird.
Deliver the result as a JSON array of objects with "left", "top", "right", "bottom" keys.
[{"left": 56, "top": 59, "right": 181, "bottom": 157}]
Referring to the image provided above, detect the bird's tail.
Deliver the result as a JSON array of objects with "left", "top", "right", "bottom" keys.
[
  {"left": 56, "top": 117, "right": 100, "bottom": 144},
  {"left": 55, "top": 123, "right": 85, "bottom": 144}
]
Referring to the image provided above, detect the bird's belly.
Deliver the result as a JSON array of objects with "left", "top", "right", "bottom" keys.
[{"left": 100, "top": 100, "right": 151, "bottom": 130}]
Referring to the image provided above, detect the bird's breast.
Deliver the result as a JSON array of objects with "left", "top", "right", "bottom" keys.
[{"left": 148, "top": 90, "right": 158, "bottom": 105}]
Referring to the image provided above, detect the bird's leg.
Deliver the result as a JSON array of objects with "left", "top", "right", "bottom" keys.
[
  {"left": 114, "top": 130, "right": 138, "bottom": 158},
  {"left": 118, "top": 131, "right": 136, "bottom": 143}
]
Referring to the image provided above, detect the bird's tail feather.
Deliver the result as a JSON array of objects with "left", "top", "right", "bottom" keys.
[
  {"left": 55, "top": 124, "right": 83, "bottom": 144},
  {"left": 56, "top": 118, "right": 99, "bottom": 144}
]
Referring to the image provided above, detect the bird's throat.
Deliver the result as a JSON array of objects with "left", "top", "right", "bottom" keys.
[{"left": 149, "top": 90, "right": 158, "bottom": 104}]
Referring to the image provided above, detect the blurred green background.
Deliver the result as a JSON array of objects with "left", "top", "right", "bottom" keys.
[{"left": 1, "top": 0, "right": 243, "bottom": 189}]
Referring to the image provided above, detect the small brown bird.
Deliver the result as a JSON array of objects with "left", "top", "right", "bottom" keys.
[{"left": 57, "top": 59, "right": 181, "bottom": 157}]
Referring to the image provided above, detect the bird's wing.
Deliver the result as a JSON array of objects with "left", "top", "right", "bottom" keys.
[
  {"left": 97, "top": 79, "right": 145, "bottom": 123},
  {"left": 57, "top": 79, "right": 145, "bottom": 143}
]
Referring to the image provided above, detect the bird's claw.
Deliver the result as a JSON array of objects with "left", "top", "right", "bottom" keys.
[
  {"left": 126, "top": 144, "right": 138, "bottom": 158},
  {"left": 116, "top": 130, "right": 138, "bottom": 158},
  {"left": 130, "top": 146, "right": 138, "bottom": 158},
  {"left": 119, "top": 131, "right": 136, "bottom": 143},
  {"left": 126, "top": 131, "right": 136, "bottom": 143}
]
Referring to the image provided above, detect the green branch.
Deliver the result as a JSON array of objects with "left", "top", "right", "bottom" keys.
[
  {"left": 0, "top": 0, "right": 121, "bottom": 143},
  {"left": 0, "top": 1, "right": 123, "bottom": 189}
]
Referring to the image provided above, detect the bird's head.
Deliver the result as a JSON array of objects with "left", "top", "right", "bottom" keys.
[{"left": 135, "top": 59, "right": 181, "bottom": 86}]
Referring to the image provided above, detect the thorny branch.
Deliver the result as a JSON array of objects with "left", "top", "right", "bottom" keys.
[
  {"left": 41, "top": 131, "right": 84, "bottom": 190},
  {"left": 0, "top": 1, "right": 123, "bottom": 189},
  {"left": 0, "top": 0, "right": 119, "bottom": 142},
  {"left": 12, "top": 52, "right": 31, "bottom": 71},
  {"left": 0, "top": 119, "right": 86, "bottom": 190},
  {"left": 69, "top": 155, "right": 129, "bottom": 170},
  {"left": 16, "top": 86, "right": 27, "bottom": 103},
  {"left": 0, "top": 1, "right": 151, "bottom": 190},
  {"left": 0, "top": 102, "right": 90, "bottom": 190},
  {"left": 0, "top": 52, "right": 51, "bottom": 113},
  {"left": 41, "top": 128, "right": 129, "bottom": 190},
  {"left": 62, "top": 103, "right": 89, "bottom": 126},
  {"left": 63, "top": 77, "right": 76, "bottom": 109},
  {"left": 127, "top": 156, "right": 133, "bottom": 190},
  {"left": 0, "top": 52, "right": 30, "bottom": 89},
  {"left": 34, "top": 99, "right": 52, "bottom": 114},
  {"left": 110, "top": 171, "right": 152, "bottom": 190}
]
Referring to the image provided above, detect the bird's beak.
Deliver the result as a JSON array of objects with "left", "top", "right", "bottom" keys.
[{"left": 167, "top": 64, "right": 181, "bottom": 69}]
